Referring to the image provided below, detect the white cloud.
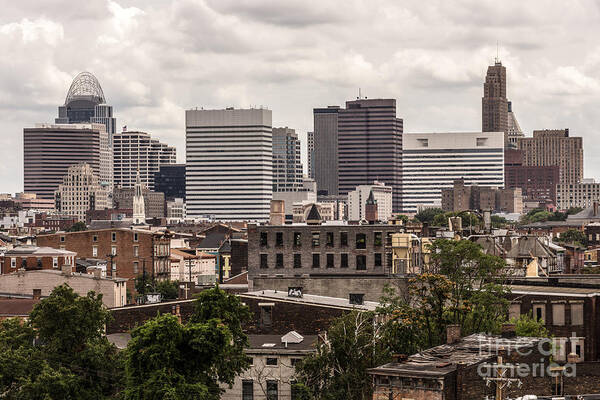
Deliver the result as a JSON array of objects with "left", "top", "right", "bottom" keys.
[{"left": 2, "top": 0, "right": 600, "bottom": 192}]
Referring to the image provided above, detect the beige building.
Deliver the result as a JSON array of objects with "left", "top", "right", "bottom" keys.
[
  {"left": 292, "top": 202, "right": 337, "bottom": 223},
  {"left": 221, "top": 332, "right": 316, "bottom": 400},
  {"left": 557, "top": 179, "right": 600, "bottom": 209},
  {"left": 348, "top": 181, "right": 393, "bottom": 222},
  {"left": 518, "top": 129, "right": 583, "bottom": 186},
  {"left": 0, "top": 268, "right": 127, "bottom": 308},
  {"left": 55, "top": 163, "right": 108, "bottom": 222},
  {"left": 169, "top": 248, "right": 215, "bottom": 284}
]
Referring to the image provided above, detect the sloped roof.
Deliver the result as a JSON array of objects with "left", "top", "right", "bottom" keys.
[
  {"left": 0, "top": 298, "right": 40, "bottom": 316},
  {"left": 306, "top": 204, "right": 321, "bottom": 222},
  {"left": 5, "top": 246, "right": 76, "bottom": 257},
  {"left": 197, "top": 232, "right": 227, "bottom": 249}
]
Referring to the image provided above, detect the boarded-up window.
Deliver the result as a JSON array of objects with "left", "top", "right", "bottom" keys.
[
  {"left": 552, "top": 303, "right": 565, "bottom": 326},
  {"left": 533, "top": 304, "right": 546, "bottom": 323},
  {"left": 571, "top": 303, "right": 584, "bottom": 326},
  {"left": 553, "top": 338, "right": 567, "bottom": 362},
  {"left": 509, "top": 303, "right": 521, "bottom": 321}
]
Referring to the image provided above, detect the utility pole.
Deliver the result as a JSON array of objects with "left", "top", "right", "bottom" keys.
[{"left": 483, "top": 351, "right": 522, "bottom": 400}]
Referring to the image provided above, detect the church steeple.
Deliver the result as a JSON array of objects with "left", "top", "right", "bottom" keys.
[{"left": 132, "top": 170, "right": 145, "bottom": 224}]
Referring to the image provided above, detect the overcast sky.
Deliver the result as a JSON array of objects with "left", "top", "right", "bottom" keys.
[{"left": 2, "top": 0, "right": 600, "bottom": 194}]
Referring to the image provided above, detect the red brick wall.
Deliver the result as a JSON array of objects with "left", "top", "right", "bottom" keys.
[{"left": 1, "top": 255, "right": 70, "bottom": 275}]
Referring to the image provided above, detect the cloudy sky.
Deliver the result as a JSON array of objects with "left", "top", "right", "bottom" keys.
[{"left": 2, "top": 0, "right": 600, "bottom": 194}]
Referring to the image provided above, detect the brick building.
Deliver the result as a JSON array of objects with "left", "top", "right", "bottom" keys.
[
  {"left": 509, "top": 284, "right": 600, "bottom": 361},
  {"left": 441, "top": 179, "right": 523, "bottom": 213},
  {"left": 36, "top": 228, "right": 170, "bottom": 297},
  {"left": 518, "top": 129, "right": 583, "bottom": 187},
  {"left": 505, "top": 148, "right": 559, "bottom": 203},
  {"left": 248, "top": 222, "right": 408, "bottom": 280},
  {"left": 1, "top": 245, "right": 76, "bottom": 275}
]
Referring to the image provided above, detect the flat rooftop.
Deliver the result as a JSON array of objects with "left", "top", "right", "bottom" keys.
[{"left": 241, "top": 289, "right": 379, "bottom": 311}]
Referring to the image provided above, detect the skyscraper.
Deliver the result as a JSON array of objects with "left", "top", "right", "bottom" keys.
[
  {"left": 54, "top": 163, "right": 107, "bottom": 222},
  {"left": 307, "top": 131, "right": 315, "bottom": 179},
  {"left": 506, "top": 101, "right": 524, "bottom": 148},
  {"left": 272, "top": 127, "right": 303, "bottom": 192},
  {"left": 113, "top": 130, "right": 176, "bottom": 190},
  {"left": 23, "top": 123, "right": 111, "bottom": 200},
  {"left": 154, "top": 164, "right": 186, "bottom": 201},
  {"left": 186, "top": 108, "right": 273, "bottom": 221},
  {"left": 313, "top": 106, "right": 340, "bottom": 196},
  {"left": 338, "top": 99, "right": 403, "bottom": 212},
  {"left": 401, "top": 132, "right": 504, "bottom": 213},
  {"left": 482, "top": 61, "right": 508, "bottom": 145},
  {"left": 518, "top": 129, "right": 583, "bottom": 186},
  {"left": 56, "top": 72, "right": 116, "bottom": 145}
]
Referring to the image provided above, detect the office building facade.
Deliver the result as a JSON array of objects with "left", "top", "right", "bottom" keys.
[
  {"left": 307, "top": 131, "right": 315, "bottom": 179},
  {"left": 113, "top": 187, "right": 165, "bottom": 219},
  {"left": 55, "top": 163, "right": 108, "bottom": 222},
  {"left": 518, "top": 129, "right": 583, "bottom": 187},
  {"left": 557, "top": 181, "right": 600, "bottom": 210},
  {"left": 55, "top": 72, "right": 116, "bottom": 145},
  {"left": 313, "top": 106, "right": 340, "bottom": 196},
  {"left": 154, "top": 164, "right": 186, "bottom": 201},
  {"left": 186, "top": 108, "right": 273, "bottom": 221},
  {"left": 348, "top": 182, "right": 393, "bottom": 221},
  {"left": 272, "top": 127, "right": 303, "bottom": 192},
  {"left": 113, "top": 130, "right": 176, "bottom": 190},
  {"left": 23, "top": 123, "right": 111, "bottom": 200},
  {"left": 313, "top": 99, "right": 403, "bottom": 211},
  {"left": 504, "top": 149, "right": 559, "bottom": 203},
  {"left": 482, "top": 61, "right": 508, "bottom": 145},
  {"left": 401, "top": 132, "right": 504, "bottom": 213}
]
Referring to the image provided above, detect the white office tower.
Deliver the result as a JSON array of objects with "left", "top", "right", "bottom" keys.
[
  {"left": 348, "top": 181, "right": 393, "bottom": 221},
  {"left": 401, "top": 132, "right": 504, "bottom": 214},
  {"left": 186, "top": 108, "right": 273, "bottom": 221}
]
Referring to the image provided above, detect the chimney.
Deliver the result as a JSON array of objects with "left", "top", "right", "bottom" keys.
[
  {"left": 269, "top": 200, "right": 285, "bottom": 226},
  {"left": 172, "top": 304, "right": 182, "bottom": 324},
  {"left": 501, "top": 323, "right": 516, "bottom": 338},
  {"left": 32, "top": 289, "right": 41, "bottom": 300},
  {"left": 446, "top": 324, "right": 461, "bottom": 344},
  {"left": 61, "top": 264, "right": 73, "bottom": 276},
  {"left": 594, "top": 202, "right": 598, "bottom": 217}
]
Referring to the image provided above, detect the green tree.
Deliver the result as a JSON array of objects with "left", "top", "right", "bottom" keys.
[
  {"left": 394, "top": 214, "right": 409, "bottom": 224},
  {"left": 156, "top": 280, "right": 179, "bottom": 300},
  {"left": 66, "top": 221, "right": 87, "bottom": 232},
  {"left": 0, "top": 285, "right": 123, "bottom": 399},
  {"left": 413, "top": 207, "right": 444, "bottom": 224},
  {"left": 123, "top": 287, "right": 250, "bottom": 400},
  {"left": 555, "top": 229, "right": 587, "bottom": 247},
  {"left": 294, "top": 311, "right": 390, "bottom": 400},
  {"left": 566, "top": 207, "right": 583, "bottom": 215},
  {"left": 491, "top": 215, "right": 509, "bottom": 228},
  {"left": 510, "top": 312, "right": 549, "bottom": 337}
]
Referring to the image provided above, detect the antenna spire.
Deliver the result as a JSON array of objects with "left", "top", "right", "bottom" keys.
[
  {"left": 358, "top": 87, "right": 362, "bottom": 99},
  {"left": 495, "top": 41, "right": 499, "bottom": 63}
]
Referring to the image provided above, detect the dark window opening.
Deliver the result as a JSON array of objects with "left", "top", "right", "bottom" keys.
[
  {"left": 293, "top": 253, "right": 302, "bottom": 268},
  {"left": 375, "top": 253, "right": 382, "bottom": 267},
  {"left": 356, "top": 233, "right": 366, "bottom": 249},
  {"left": 349, "top": 293, "right": 364, "bottom": 305},
  {"left": 340, "top": 232, "right": 348, "bottom": 246},
  {"left": 326, "top": 253, "right": 334, "bottom": 268},
  {"left": 374, "top": 232, "right": 382, "bottom": 247},
  {"left": 242, "top": 380, "right": 254, "bottom": 400},
  {"left": 260, "top": 232, "right": 268, "bottom": 247},
  {"left": 267, "top": 381, "right": 278, "bottom": 400},
  {"left": 293, "top": 232, "right": 301, "bottom": 247},
  {"left": 276, "top": 253, "right": 283, "bottom": 269},
  {"left": 341, "top": 253, "right": 348, "bottom": 268},
  {"left": 260, "top": 254, "right": 268, "bottom": 269},
  {"left": 326, "top": 232, "right": 334, "bottom": 247},
  {"left": 312, "top": 253, "right": 320, "bottom": 268},
  {"left": 266, "top": 358, "right": 278, "bottom": 366},
  {"left": 276, "top": 232, "right": 283, "bottom": 247},
  {"left": 356, "top": 255, "right": 366, "bottom": 270}
]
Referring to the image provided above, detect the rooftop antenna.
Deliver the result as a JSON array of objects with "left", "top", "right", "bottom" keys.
[{"left": 358, "top": 88, "right": 362, "bottom": 99}]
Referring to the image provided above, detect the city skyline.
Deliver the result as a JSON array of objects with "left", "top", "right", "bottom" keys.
[{"left": 3, "top": 1, "right": 600, "bottom": 194}]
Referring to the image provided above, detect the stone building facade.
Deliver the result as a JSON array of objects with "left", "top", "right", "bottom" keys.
[
  {"left": 113, "top": 187, "right": 165, "bottom": 218},
  {"left": 248, "top": 223, "right": 407, "bottom": 280},
  {"left": 0, "top": 269, "right": 126, "bottom": 308}
]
